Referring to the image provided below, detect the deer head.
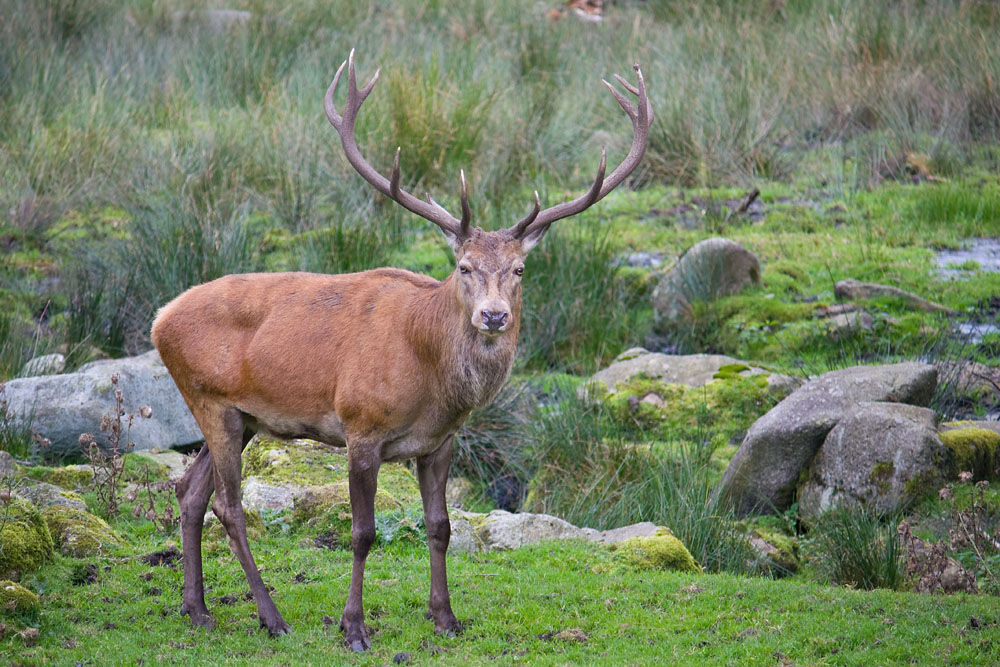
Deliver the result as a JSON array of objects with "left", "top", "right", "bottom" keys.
[{"left": 324, "top": 50, "right": 652, "bottom": 339}]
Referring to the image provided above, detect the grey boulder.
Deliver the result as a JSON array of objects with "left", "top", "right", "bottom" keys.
[
  {"left": 652, "top": 237, "right": 760, "bottom": 327},
  {"left": 718, "top": 362, "right": 937, "bottom": 516},
  {"left": 584, "top": 348, "right": 801, "bottom": 397},
  {"left": 15, "top": 481, "right": 88, "bottom": 512},
  {"left": 798, "top": 403, "right": 946, "bottom": 519},
  {"left": 448, "top": 512, "right": 664, "bottom": 553},
  {"left": 0, "top": 350, "right": 203, "bottom": 458}
]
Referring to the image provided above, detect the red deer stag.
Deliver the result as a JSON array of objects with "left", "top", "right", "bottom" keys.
[{"left": 151, "top": 50, "right": 651, "bottom": 651}]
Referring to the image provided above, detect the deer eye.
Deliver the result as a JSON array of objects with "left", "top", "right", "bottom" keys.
[
  {"left": 459, "top": 265, "right": 472, "bottom": 275},
  {"left": 514, "top": 266, "right": 524, "bottom": 276}
]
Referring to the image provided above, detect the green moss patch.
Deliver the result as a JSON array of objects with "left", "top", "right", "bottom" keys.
[
  {"left": 204, "top": 506, "right": 266, "bottom": 547},
  {"left": 611, "top": 529, "right": 701, "bottom": 573},
  {"left": 0, "top": 498, "right": 54, "bottom": 579},
  {"left": 24, "top": 465, "right": 94, "bottom": 491},
  {"left": 603, "top": 374, "right": 778, "bottom": 451},
  {"left": 242, "top": 435, "right": 421, "bottom": 505},
  {"left": 41, "top": 506, "right": 123, "bottom": 558},
  {"left": 939, "top": 427, "right": 1000, "bottom": 480},
  {"left": 0, "top": 580, "right": 40, "bottom": 618},
  {"left": 750, "top": 527, "right": 800, "bottom": 575}
]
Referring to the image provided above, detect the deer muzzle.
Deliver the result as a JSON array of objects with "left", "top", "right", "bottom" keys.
[{"left": 474, "top": 305, "right": 510, "bottom": 333}]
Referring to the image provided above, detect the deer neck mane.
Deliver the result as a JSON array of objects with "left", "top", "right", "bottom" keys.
[{"left": 407, "top": 274, "right": 518, "bottom": 413}]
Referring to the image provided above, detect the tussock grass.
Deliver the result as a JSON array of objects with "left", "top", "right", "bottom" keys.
[
  {"left": 526, "top": 384, "right": 755, "bottom": 574},
  {"left": 806, "top": 505, "right": 906, "bottom": 591},
  {"left": 518, "top": 221, "right": 651, "bottom": 374}
]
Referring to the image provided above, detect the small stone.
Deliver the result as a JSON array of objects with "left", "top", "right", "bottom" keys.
[{"left": 20, "top": 353, "right": 65, "bottom": 377}]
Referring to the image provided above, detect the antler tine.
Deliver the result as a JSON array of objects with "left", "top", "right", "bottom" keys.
[
  {"left": 459, "top": 170, "right": 471, "bottom": 234},
  {"left": 323, "top": 59, "right": 348, "bottom": 127},
  {"left": 325, "top": 52, "right": 465, "bottom": 239},
  {"left": 359, "top": 68, "right": 380, "bottom": 103},
  {"left": 347, "top": 49, "right": 358, "bottom": 104},
  {"left": 390, "top": 147, "right": 401, "bottom": 200},
  {"left": 512, "top": 64, "right": 652, "bottom": 238},
  {"left": 613, "top": 73, "right": 640, "bottom": 96},
  {"left": 603, "top": 78, "right": 638, "bottom": 121},
  {"left": 512, "top": 191, "right": 541, "bottom": 237}
]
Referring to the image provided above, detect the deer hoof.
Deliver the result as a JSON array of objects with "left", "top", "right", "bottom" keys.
[
  {"left": 341, "top": 620, "right": 371, "bottom": 652},
  {"left": 181, "top": 605, "right": 216, "bottom": 630},
  {"left": 433, "top": 615, "right": 463, "bottom": 637},
  {"left": 260, "top": 615, "right": 292, "bottom": 637}
]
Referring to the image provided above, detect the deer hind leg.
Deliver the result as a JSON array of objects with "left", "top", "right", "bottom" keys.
[
  {"left": 417, "top": 436, "right": 461, "bottom": 636},
  {"left": 175, "top": 445, "right": 215, "bottom": 628},
  {"left": 203, "top": 404, "right": 291, "bottom": 637},
  {"left": 340, "top": 440, "right": 382, "bottom": 652}
]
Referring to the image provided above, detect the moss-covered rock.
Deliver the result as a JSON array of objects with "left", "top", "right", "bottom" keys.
[
  {"left": 16, "top": 482, "right": 87, "bottom": 512},
  {"left": 749, "top": 527, "right": 800, "bottom": 576},
  {"left": 939, "top": 427, "right": 1000, "bottom": 480},
  {"left": 242, "top": 434, "right": 421, "bottom": 505},
  {"left": 292, "top": 482, "right": 401, "bottom": 524},
  {"left": 24, "top": 464, "right": 94, "bottom": 491},
  {"left": 204, "top": 505, "right": 266, "bottom": 547},
  {"left": 288, "top": 482, "right": 406, "bottom": 549},
  {"left": 121, "top": 454, "right": 171, "bottom": 483},
  {"left": 611, "top": 528, "right": 700, "bottom": 573},
  {"left": 41, "top": 505, "right": 123, "bottom": 558},
  {"left": 602, "top": 374, "right": 778, "bottom": 452},
  {"left": 0, "top": 580, "right": 40, "bottom": 618},
  {"left": 0, "top": 498, "right": 54, "bottom": 579}
]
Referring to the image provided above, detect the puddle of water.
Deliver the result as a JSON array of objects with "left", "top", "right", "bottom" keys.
[
  {"left": 935, "top": 238, "right": 1000, "bottom": 279},
  {"left": 956, "top": 321, "right": 1000, "bottom": 344}
]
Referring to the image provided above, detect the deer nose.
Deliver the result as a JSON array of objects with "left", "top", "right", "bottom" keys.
[{"left": 481, "top": 310, "right": 509, "bottom": 331}]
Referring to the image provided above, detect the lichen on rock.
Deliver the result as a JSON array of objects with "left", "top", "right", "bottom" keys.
[
  {"left": 41, "top": 505, "right": 123, "bottom": 558},
  {"left": 0, "top": 498, "right": 54, "bottom": 579},
  {"left": 16, "top": 482, "right": 88, "bottom": 512},
  {"left": 611, "top": 528, "right": 700, "bottom": 573}
]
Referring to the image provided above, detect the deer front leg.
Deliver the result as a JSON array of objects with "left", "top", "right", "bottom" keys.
[
  {"left": 416, "top": 437, "right": 461, "bottom": 635},
  {"left": 341, "top": 442, "right": 382, "bottom": 652}
]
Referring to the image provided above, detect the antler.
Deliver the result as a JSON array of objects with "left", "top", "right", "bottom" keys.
[
  {"left": 511, "top": 65, "right": 652, "bottom": 240},
  {"left": 325, "top": 50, "right": 470, "bottom": 240}
]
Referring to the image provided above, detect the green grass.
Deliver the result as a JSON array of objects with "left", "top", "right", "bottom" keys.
[{"left": 7, "top": 532, "right": 999, "bottom": 665}]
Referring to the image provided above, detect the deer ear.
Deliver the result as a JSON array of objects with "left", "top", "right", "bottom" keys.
[
  {"left": 518, "top": 222, "right": 551, "bottom": 254},
  {"left": 440, "top": 227, "right": 466, "bottom": 256}
]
